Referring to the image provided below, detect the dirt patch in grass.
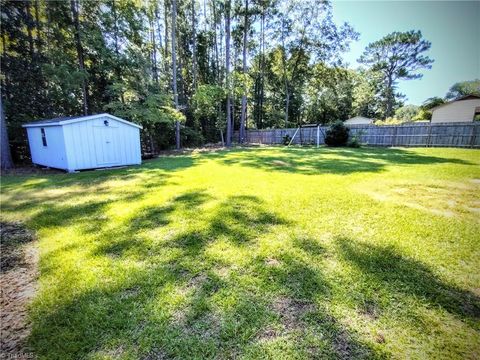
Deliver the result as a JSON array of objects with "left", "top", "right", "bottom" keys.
[
  {"left": 272, "top": 297, "right": 315, "bottom": 331},
  {"left": 358, "top": 300, "right": 380, "bottom": 320},
  {"left": 265, "top": 258, "right": 281, "bottom": 267},
  {"left": 271, "top": 160, "right": 291, "bottom": 167},
  {"left": 142, "top": 348, "right": 168, "bottom": 360},
  {"left": 332, "top": 329, "right": 360, "bottom": 359},
  {"left": 255, "top": 327, "right": 280, "bottom": 342},
  {"left": 0, "top": 221, "right": 38, "bottom": 357}
]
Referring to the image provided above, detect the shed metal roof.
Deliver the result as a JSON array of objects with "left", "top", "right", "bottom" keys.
[{"left": 22, "top": 113, "right": 143, "bottom": 129}]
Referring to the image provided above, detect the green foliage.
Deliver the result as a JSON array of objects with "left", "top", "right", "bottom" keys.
[
  {"left": 411, "top": 97, "right": 445, "bottom": 121},
  {"left": 359, "top": 31, "right": 433, "bottom": 81},
  {"left": 347, "top": 130, "right": 364, "bottom": 148},
  {"left": 421, "top": 97, "right": 445, "bottom": 110},
  {"left": 191, "top": 85, "right": 226, "bottom": 142},
  {"left": 191, "top": 85, "right": 225, "bottom": 120},
  {"left": 181, "top": 126, "right": 204, "bottom": 147},
  {"left": 304, "top": 64, "right": 354, "bottom": 124},
  {"left": 374, "top": 117, "right": 406, "bottom": 126},
  {"left": 325, "top": 121, "right": 349, "bottom": 146},
  {"left": 351, "top": 70, "right": 384, "bottom": 119},
  {"left": 395, "top": 105, "right": 420, "bottom": 122},
  {"left": 358, "top": 30, "right": 433, "bottom": 118},
  {"left": 347, "top": 137, "right": 361, "bottom": 148},
  {"left": 1, "top": 0, "right": 435, "bottom": 159},
  {"left": 445, "top": 79, "right": 480, "bottom": 100},
  {"left": 412, "top": 109, "right": 432, "bottom": 121},
  {"left": 160, "top": 106, "right": 187, "bottom": 124}
]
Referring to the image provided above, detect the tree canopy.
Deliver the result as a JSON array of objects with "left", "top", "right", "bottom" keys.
[
  {"left": 0, "top": 0, "right": 444, "bottom": 165},
  {"left": 445, "top": 79, "right": 480, "bottom": 100},
  {"left": 358, "top": 30, "right": 433, "bottom": 118}
]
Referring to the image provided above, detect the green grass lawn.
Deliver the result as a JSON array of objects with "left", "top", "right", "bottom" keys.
[{"left": 1, "top": 146, "right": 479, "bottom": 359}]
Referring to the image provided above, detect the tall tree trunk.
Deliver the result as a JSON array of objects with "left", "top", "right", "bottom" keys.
[
  {"left": 25, "top": 2, "right": 34, "bottom": 59},
  {"left": 212, "top": 1, "right": 219, "bottom": 83},
  {"left": 177, "top": 45, "right": 185, "bottom": 105},
  {"left": 280, "top": 19, "right": 289, "bottom": 127},
  {"left": 259, "top": 8, "right": 265, "bottom": 128},
  {"left": 34, "top": 0, "right": 42, "bottom": 53},
  {"left": 70, "top": 0, "right": 89, "bottom": 115},
  {"left": 154, "top": 4, "right": 163, "bottom": 57},
  {"left": 191, "top": 0, "right": 197, "bottom": 90},
  {"left": 154, "top": 3, "right": 164, "bottom": 88},
  {"left": 203, "top": 0, "right": 207, "bottom": 31},
  {"left": 0, "top": 94, "right": 13, "bottom": 170},
  {"left": 164, "top": 0, "right": 170, "bottom": 83},
  {"left": 150, "top": 15, "right": 159, "bottom": 84},
  {"left": 225, "top": 0, "right": 232, "bottom": 147},
  {"left": 239, "top": 0, "right": 248, "bottom": 143},
  {"left": 112, "top": 0, "right": 125, "bottom": 105},
  {"left": 172, "top": 0, "right": 180, "bottom": 149},
  {"left": 385, "top": 75, "right": 394, "bottom": 118}
]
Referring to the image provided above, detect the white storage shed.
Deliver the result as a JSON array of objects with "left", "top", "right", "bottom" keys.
[{"left": 22, "top": 113, "right": 142, "bottom": 172}]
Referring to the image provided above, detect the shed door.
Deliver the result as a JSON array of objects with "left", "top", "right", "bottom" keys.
[{"left": 94, "top": 126, "right": 120, "bottom": 166}]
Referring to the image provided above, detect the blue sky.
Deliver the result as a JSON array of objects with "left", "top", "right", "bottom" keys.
[{"left": 332, "top": 0, "right": 480, "bottom": 105}]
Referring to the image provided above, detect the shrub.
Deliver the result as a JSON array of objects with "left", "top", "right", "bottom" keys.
[
  {"left": 347, "top": 130, "right": 365, "bottom": 148},
  {"left": 325, "top": 121, "right": 349, "bottom": 147},
  {"left": 181, "top": 127, "right": 204, "bottom": 148},
  {"left": 347, "top": 137, "right": 361, "bottom": 148},
  {"left": 374, "top": 117, "right": 405, "bottom": 126}
]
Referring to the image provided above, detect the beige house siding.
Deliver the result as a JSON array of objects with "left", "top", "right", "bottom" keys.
[
  {"left": 431, "top": 99, "right": 480, "bottom": 123},
  {"left": 345, "top": 116, "right": 373, "bottom": 125}
]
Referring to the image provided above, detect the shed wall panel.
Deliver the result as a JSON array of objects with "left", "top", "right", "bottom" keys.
[
  {"left": 26, "top": 126, "right": 68, "bottom": 169},
  {"left": 62, "top": 116, "right": 141, "bottom": 170}
]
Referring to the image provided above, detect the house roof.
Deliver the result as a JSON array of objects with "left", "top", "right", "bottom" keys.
[
  {"left": 345, "top": 116, "right": 373, "bottom": 122},
  {"left": 430, "top": 94, "right": 480, "bottom": 111},
  {"left": 22, "top": 113, "right": 143, "bottom": 129}
]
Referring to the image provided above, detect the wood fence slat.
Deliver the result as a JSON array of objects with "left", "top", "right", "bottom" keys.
[{"left": 233, "top": 122, "right": 480, "bottom": 148}]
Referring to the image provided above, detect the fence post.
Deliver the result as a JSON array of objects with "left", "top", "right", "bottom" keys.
[
  {"left": 427, "top": 124, "right": 432, "bottom": 147},
  {"left": 241, "top": 123, "right": 475, "bottom": 148},
  {"left": 471, "top": 123, "right": 478, "bottom": 148},
  {"left": 392, "top": 126, "right": 398, "bottom": 147}
]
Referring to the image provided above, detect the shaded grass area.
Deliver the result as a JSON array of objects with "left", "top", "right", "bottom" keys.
[
  {"left": 0, "top": 221, "right": 38, "bottom": 356},
  {"left": 1, "top": 146, "right": 479, "bottom": 359}
]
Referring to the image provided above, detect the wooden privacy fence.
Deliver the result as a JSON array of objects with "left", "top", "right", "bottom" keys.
[{"left": 234, "top": 122, "right": 480, "bottom": 148}]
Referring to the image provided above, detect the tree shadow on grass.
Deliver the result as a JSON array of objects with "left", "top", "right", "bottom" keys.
[
  {"left": 0, "top": 153, "right": 197, "bottom": 195},
  {"left": 28, "top": 200, "right": 112, "bottom": 229},
  {"left": 207, "top": 195, "right": 289, "bottom": 245},
  {"left": 217, "top": 147, "right": 474, "bottom": 175},
  {"left": 27, "top": 193, "right": 387, "bottom": 359},
  {"left": 25, "top": 187, "right": 149, "bottom": 237},
  {"left": 2, "top": 158, "right": 201, "bottom": 239},
  {"left": 94, "top": 190, "right": 213, "bottom": 259},
  {"left": 0, "top": 169, "right": 172, "bottom": 216},
  {"left": 0, "top": 221, "right": 36, "bottom": 272},
  {"left": 336, "top": 237, "right": 480, "bottom": 323}
]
